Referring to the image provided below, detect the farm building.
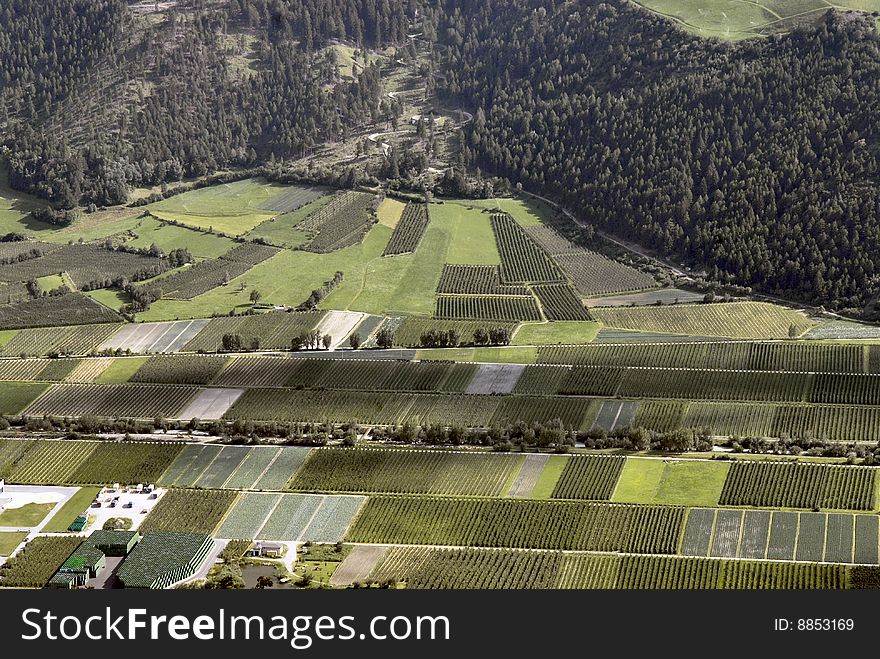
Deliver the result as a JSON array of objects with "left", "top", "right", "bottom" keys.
[
  {"left": 89, "top": 529, "right": 142, "bottom": 556},
  {"left": 48, "top": 530, "right": 142, "bottom": 588},
  {"left": 117, "top": 532, "right": 212, "bottom": 589},
  {"left": 248, "top": 541, "right": 285, "bottom": 558}
]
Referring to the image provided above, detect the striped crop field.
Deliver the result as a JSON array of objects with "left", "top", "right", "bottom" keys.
[
  {"left": 347, "top": 497, "right": 686, "bottom": 553},
  {"left": 679, "top": 507, "right": 879, "bottom": 565},
  {"left": 590, "top": 302, "right": 814, "bottom": 340},
  {"left": 287, "top": 448, "right": 523, "bottom": 497},
  {"left": 435, "top": 294, "right": 542, "bottom": 322},
  {"left": 23, "top": 383, "right": 198, "bottom": 419},
  {"left": 216, "top": 492, "right": 364, "bottom": 542},
  {"left": 719, "top": 462, "right": 877, "bottom": 510},
  {"left": 559, "top": 553, "right": 845, "bottom": 589},
  {"left": 367, "top": 547, "right": 848, "bottom": 589},
  {"left": 630, "top": 400, "right": 880, "bottom": 442},
  {"left": 368, "top": 547, "right": 562, "bottom": 589},
  {"left": 436, "top": 265, "right": 528, "bottom": 295},
  {"left": 139, "top": 489, "right": 238, "bottom": 535},
  {"left": 158, "top": 444, "right": 311, "bottom": 490},
  {"left": 550, "top": 455, "right": 625, "bottom": 500},
  {"left": 490, "top": 213, "right": 564, "bottom": 284},
  {"left": 383, "top": 203, "right": 430, "bottom": 255},
  {"left": 536, "top": 341, "right": 871, "bottom": 374}
]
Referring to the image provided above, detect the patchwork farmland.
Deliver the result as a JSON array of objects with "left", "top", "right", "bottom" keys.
[{"left": 5, "top": 183, "right": 880, "bottom": 592}]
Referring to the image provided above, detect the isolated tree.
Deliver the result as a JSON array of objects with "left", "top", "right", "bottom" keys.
[
  {"left": 249, "top": 289, "right": 262, "bottom": 305},
  {"left": 322, "top": 334, "right": 332, "bottom": 350},
  {"left": 349, "top": 332, "right": 362, "bottom": 350},
  {"left": 255, "top": 576, "right": 274, "bottom": 589},
  {"left": 788, "top": 324, "right": 800, "bottom": 340}
]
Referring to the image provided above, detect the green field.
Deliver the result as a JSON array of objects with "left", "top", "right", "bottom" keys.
[
  {"left": 94, "top": 357, "right": 149, "bottom": 384},
  {"left": 0, "top": 531, "right": 27, "bottom": 556},
  {"left": 591, "top": 302, "right": 814, "bottom": 340},
  {"left": 414, "top": 346, "right": 539, "bottom": 363},
  {"left": 139, "top": 199, "right": 509, "bottom": 321},
  {"left": 428, "top": 202, "right": 501, "bottom": 265},
  {"left": 0, "top": 165, "right": 53, "bottom": 236},
  {"left": 147, "top": 178, "right": 286, "bottom": 235},
  {"left": 0, "top": 502, "right": 55, "bottom": 527},
  {"left": 244, "top": 195, "right": 332, "bottom": 247},
  {"left": 453, "top": 196, "right": 556, "bottom": 228},
  {"left": 41, "top": 487, "right": 101, "bottom": 532},
  {"left": 0, "top": 382, "right": 49, "bottom": 414},
  {"left": 630, "top": 0, "right": 880, "bottom": 40},
  {"left": 84, "top": 288, "right": 132, "bottom": 312},
  {"left": 44, "top": 209, "right": 145, "bottom": 245},
  {"left": 0, "top": 329, "right": 18, "bottom": 348},
  {"left": 529, "top": 455, "right": 570, "bottom": 499},
  {"left": 127, "top": 217, "right": 238, "bottom": 258},
  {"left": 612, "top": 458, "right": 730, "bottom": 506},
  {"left": 512, "top": 322, "right": 600, "bottom": 346},
  {"left": 36, "top": 273, "right": 73, "bottom": 293}
]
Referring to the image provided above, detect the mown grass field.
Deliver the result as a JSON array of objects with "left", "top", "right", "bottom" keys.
[
  {"left": 0, "top": 165, "right": 53, "bottom": 236},
  {"left": 0, "top": 502, "right": 54, "bottom": 527},
  {"left": 36, "top": 273, "right": 72, "bottom": 293},
  {"left": 612, "top": 458, "right": 730, "bottom": 506},
  {"left": 0, "top": 531, "right": 26, "bottom": 556},
  {"left": 41, "top": 486, "right": 101, "bottom": 532},
  {"left": 94, "top": 357, "right": 149, "bottom": 384},
  {"left": 146, "top": 178, "right": 286, "bottom": 235},
  {"left": 127, "top": 217, "right": 238, "bottom": 258},
  {"left": 512, "top": 321, "right": 600, "bottom": 346},
  {"left": 0, "top": 382, "right": 48, "bottom": 414},
  {"left": 454, "top": 196, "right": 557, "bottom": 228},
  {"left": 630, "top": 0, "right": 880, "bottom": 40},
  {"left": 376, "top": 198, "right": 406, "bottom": 228}
]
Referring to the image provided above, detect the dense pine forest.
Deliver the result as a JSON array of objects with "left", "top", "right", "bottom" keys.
[
  {"left": 437, "top": 0, "right": 880, "bottom": 309},
  {"left": 0, "top": 0, "right": 400, "bottom": 207},
  {"left": 2, "top": 0, "right": 880, "bottom": 310}
]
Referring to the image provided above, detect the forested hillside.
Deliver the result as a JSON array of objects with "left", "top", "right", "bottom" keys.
[
  {"left": 0, "top": 0, "right": 405, "bottom": 208},
  {"left": 437, "top": 0, "right": 880, "bottom": 310},
  {"left": 2, "top": 0, "right": 880, "bottom": 311}
]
